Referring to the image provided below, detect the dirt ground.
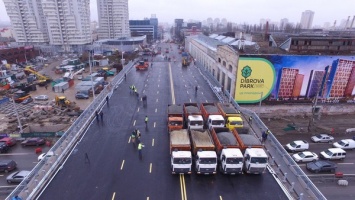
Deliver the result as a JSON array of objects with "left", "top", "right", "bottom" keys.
[{"left": 261, "top": 113, "right": 355, "bottom": 136}]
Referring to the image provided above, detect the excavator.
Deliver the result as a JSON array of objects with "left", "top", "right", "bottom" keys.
[{"left": 24, "top": 66, "right": 52, "bottom": 86}]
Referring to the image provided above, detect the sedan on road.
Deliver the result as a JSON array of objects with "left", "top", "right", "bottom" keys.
[
  {"left": 7, "top": 170, "right": 30, "bottom": 183},
  {"left": 0, "top": 137, "right": 17, "bottom": 147},
  {"left": 292, "top": 151, "right": 319, "bottom": 163},
  {"left": 21, "top": 138, "right": 45, "bottom": 146},
  {"left": 75, "top": 93, "right": 89, "bottom": 99},
  {"left": 306, "top": 160, "right": 337, "bottom": 173},
  {"left": 34, "top": 95, "right": 49, "bottom": 101},
  {"left": 311, "top": 134, "right": 334, "bottom": 143}
]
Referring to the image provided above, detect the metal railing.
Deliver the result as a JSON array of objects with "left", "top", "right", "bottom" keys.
[
  {"left": 6, "top": 62, "right": 134, "bottom": 200},
  {"left": 195, "top": 63, "right": 326, "bottom": 200}
]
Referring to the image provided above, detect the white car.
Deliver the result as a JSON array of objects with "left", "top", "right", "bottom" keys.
[
  {"left": 311, "top": 134, "right": 334, "bottom": 143},
  {"left": 34, "top": 95, "right": 49, "bottom": 101},
  {"left": 333, "top": 139, "right": 355, "bottom": 150},
  {"left": 292, "top": 151, "right": 319, "bottom": 163},
  {"left": 38, "top": 151, "right": 54, "bottom": 161},
  {"left": 285, "top": 140, "right": 309, "bottom": 152}
]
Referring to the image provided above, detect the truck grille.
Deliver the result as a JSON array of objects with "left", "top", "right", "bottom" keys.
[
  {"left": 173, "top": 168, "right": 191, "bottom": 174},
  {"left": 198, "top": 168, "right": 216, "bottom": 174},
  {"left": 225, "top": 168, "right": 242, "bottom": 174}
]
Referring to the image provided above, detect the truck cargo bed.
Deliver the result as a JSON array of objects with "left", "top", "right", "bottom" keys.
[
  {"left": 185, "top": 106, "right": 200, "bottom": 113},
  {"left": 168, "top": 104, "right": 183, "bottom": 115},
  {"left": 217, "top": 132, "right": 239, "bottom": 145},
  {"left": 190, "top": 130, "right": 215, "bottom": 154},
  {"left": 170, "top": 130, "right": 191, "bottom": 152}
]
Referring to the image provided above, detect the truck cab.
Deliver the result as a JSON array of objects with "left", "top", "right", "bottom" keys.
[
  {"left": 219, "top": 148, "right": 244, "bottom": 175},
  {"left": 195, "top": 151, "right": 217, "bottom": 175},
  {"left": 171, "top": 151, "right": 192, "bottom": 174},
  {"left": 226, "top": 116, "right": 243, "bottom": 130},
  {"left": 243, "top": 148, "right": 268, "bottom": 174},
  {"left": 187, "top": 115, "right": 203, "bottom": 130},
  {"left": 207, "top": 115, "right": 225, "bottom": 130}
]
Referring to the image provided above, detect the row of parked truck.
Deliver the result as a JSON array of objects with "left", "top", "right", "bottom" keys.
[{"left": 168, "top": 103, "right": 268, "bottom": 175}]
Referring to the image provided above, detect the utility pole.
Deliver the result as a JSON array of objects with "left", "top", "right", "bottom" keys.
[
  {"left": 11, "top": 96, "right": 23, "bottom": 133},
  {"left": 88, "top": 50, "right": 96, "bottom": 99}
]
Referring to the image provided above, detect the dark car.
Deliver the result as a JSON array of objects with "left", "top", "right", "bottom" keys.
[
  {"left": 0, "top": 142, "right": 9, "bottom": 153},
  {"left": 75, "top": 93, "right": 89, "bottom": 99},
  {"left": 306, "top": 160, "right": 337, "bottom": 173},
  {"left": 21, "top": 97, "right": 33, "bottom": 105},
  {"left": 0, "top": 160, "right": 17, "bottom": 173},
  {"left": 21, "top": 138, "right": 45, "bottom": 146},
  {"left": 0, "top": 137, "right": 17, "bottom": 147}
]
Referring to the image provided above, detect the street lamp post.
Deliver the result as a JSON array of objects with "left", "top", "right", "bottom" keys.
[
  {"left": 88, "top": 50, "right": 96, "bottom": 99},
  {"left": 308, "top": 80, "right": 330, "bottom": 132},
  {"left": 258, "top": 92, "right": 263, "bottom": 116},
  {"left": 11, "top": 96, "right": 23, "bottom": 133}
]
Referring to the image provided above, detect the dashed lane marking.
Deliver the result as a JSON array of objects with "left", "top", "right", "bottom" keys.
[
  {"left": 133, "top": 120, "right": 136, "bottom": 126},
  {"left": 152, "top": 139, "right": 155, "bottom": 146},
  {"left": 112, "top": 192, "right": 116, "bottom": 200},
  {"left": 120, "top": 160, "right": 125, "bottom": 170},
  {"left": 149, "top": 163, "right": 152, "bottom": 173},
  {"left": 155, "top": 108, "right": 157, "bottom": 113},
  {"left": 154, "top": 122, "right": 156, "bottom": 128},
  {"left": 137, "top": 108, "right": 140, "bottom": 112}
]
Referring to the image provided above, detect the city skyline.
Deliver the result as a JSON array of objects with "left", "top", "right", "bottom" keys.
[{"left": 0, "top": 0, "right": 354, "bottom": 27}]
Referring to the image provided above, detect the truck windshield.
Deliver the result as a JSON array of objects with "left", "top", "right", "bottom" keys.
[
  {"left": 226, "top": 158, "right": 243, "bottom": 164},
  {"left": 212, "top": 120, "right": 225, "bottom": 125},
  {"left": 250, "top": 157, "right": 267, "bottom": 164},
  {"left": 190, "top": 121, "right": 203, "bottom": 125},
  {"left": 199, "top": 158, "right": 217, "bottom": 164},
  {"left": 230, "top": 121, "right": 243, "bottom": 126},
  {"left": 169, "top": 121, "right": 183, "bottom": 126},
  {"left": 173, "top": 158, "right": 192, "bottom": 164}
]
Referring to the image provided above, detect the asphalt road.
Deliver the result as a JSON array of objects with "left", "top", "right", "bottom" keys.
[{"left": 38, "top": 43, "right": 288, "bottom": 200}]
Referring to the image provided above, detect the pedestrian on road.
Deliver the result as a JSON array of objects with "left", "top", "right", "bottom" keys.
[
  {"left": 145, "top": 115, "right": 148, "bottom": 128},
  {"left": 106, "top": 96, "right": 109, "bottom": 106},
  {"left": 124, "top": 73, "right": 127, "bottom": 81},
  {"left": 249, "top": 116, "right": 253, "bottom": 124},
  {"left": 262, "top": 131, "right": 267, "bottom": 143},
  {"left": 131, "top": 130, "right": 137, "bottom": 145},
  {"left": 136, "top": 129, "right": 141, "bottom": 139},
  {"left": 195, "top": 86, "right": 198, "bottom": 94},
  {"left": 95, "top": 111, "right": 99, "bottom": 122},
  {"left": 85, "top": 153, "right": 90, "bottom": 164},
  {"left": 45, "top": 85, "right": 48, "bottom": 90},
  {"left": 142, "top": 95, "right": 147, "bottom": 106},
  {"left": 100, "top": 111, "right": 103, "bottom": 121},
  {"left": 62, "top": 88, "right": 64, "bottom": 93},
  {"left": 138, "top": 142, "right": 144, "bottom": 160}
]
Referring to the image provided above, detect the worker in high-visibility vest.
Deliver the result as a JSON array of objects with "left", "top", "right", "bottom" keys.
[{"left": 138, "top": 142, "right": 144, "bottom": 159}]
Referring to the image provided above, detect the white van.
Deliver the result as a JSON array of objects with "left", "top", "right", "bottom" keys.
[
  {"left": 333, "top": 139, "right": 355, "bottom": 150},
  {"left": 320, "top": 148, "right": 346, "bottom": 160}
]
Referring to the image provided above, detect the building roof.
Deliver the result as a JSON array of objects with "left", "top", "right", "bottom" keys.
[
  {"left": 215, "top": 35, "right": 227, "bottom": 41},
  {"left": 190, "top": 34, "right": 225, "bottom": 51},
  {"left": 209, "top": 34, "right": 219, "bottom": 39},
  {"left": 221, "top": 37, "right": 236, "bottom": 44}
]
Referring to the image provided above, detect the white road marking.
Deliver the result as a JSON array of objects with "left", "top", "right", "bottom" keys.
[{"left": 338, "top": 163, "right": 354, "bottom": 165}]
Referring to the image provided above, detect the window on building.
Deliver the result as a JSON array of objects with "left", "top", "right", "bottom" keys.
[
  {"left": 227, "top": 77, "right": 231, "bottom": 93},
  {"left": 222, "top": 61, "right": 226, "bottom": 67},
  {"left": 217, "top": 68, "right": 220, "bottom": 81},
  {"left": 228, "top": 65, "right": 233, "bottom": 72},
  {"left": 218, "top": 58, "right": 221, "bottom": 63}
]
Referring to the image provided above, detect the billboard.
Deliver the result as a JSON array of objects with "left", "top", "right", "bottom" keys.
[{"left": 236, "top": 55, "right": 355, "bottom": 103}]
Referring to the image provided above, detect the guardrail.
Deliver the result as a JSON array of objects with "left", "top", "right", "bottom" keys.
[
  {"left": 195, "top": 63, "right": 326, "bottom": 200},
  {"left": 6, "top": 61, "right": 134, "bottom": 200}
]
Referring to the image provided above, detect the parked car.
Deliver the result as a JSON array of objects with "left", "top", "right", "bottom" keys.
[
  {"left": 0, "top": 160, "right": 17, "bottom": 173},
  {"left": 311, "top": 134, "right": 334, "bottom": 143},
  {"left": 292, "top": 151, "right": 319, "bottom": 163},
  {"left": 21, "top": 138, "right": 45, "bottom": 146},
  {"left": 38, "top": 151, "right": 54, "bottom": 161},
  {"left": 0, "top": 137, "right": 16, "bottom": 147},
  {"left": 75, "top": 93, "right": 89, "bottom": 99},
  {"left": 306, "top": 160, "right": 337, "bottom": 173},
  {"left": 34, "top": 95, "right": 49, "bottom": 101},
  {"left": 333, "top": 139, "right": 355, "bottom": 150},
  {"left": 6, "top": 170, "right": 31, "bottom": 183},
  {"left": 0, "top": 142, "right": 9, "bottom": 153},
  {"left": 320, "top": 148, "right": 346, "bottom": 160},
  {"left": 285, "top": 140, "right": 309, "bottom": 152},
  {"left": 21, "top": 97, "right": 33, "bottom": 105}
]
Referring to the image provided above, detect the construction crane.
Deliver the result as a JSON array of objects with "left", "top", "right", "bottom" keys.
[{"left": 24, "top": 67, "right": 52, "bottom": 86}]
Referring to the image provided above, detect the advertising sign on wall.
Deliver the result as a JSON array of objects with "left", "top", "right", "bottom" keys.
[{"left": 236, "top": 55, "right": 355, "bottom": 103}]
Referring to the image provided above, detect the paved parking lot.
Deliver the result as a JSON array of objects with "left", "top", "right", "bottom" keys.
[{"left": 263, "top": 114, "right": 355, "bottom": 200}]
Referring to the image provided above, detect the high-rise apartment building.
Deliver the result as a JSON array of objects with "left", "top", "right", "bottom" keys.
[
  {"left": 97, "top": 0, "right": 131, "bottom": 40},
  {"left": 3, "top": 0, "right": 49, "bottom": 44},
  {"left": 42, "top": 0, "right": 91, "bottom": 51},
  {"left": 3, "top": 0, "right": 91, "bottom": 51},
  {"left": 300, "top": 10, "right": 314, "bottom": 29}
]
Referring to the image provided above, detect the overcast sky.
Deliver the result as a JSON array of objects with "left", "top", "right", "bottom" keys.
[{"left": 0, "top": 0, "right": 354, "bottom": 26}]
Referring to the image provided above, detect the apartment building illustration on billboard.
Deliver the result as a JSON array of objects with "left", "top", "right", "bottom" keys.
[
  {"left": 345, "top": 66, "right": 355, "bottom": 97},
  {"left": 277, "top": 68, "right": 304, "bottom": 98},
  {"left": 306, "top": 70, "right": 325, "bottom": 98},
  {"left": 323, "top": 59, "right": 355, "bottom": 98}
]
